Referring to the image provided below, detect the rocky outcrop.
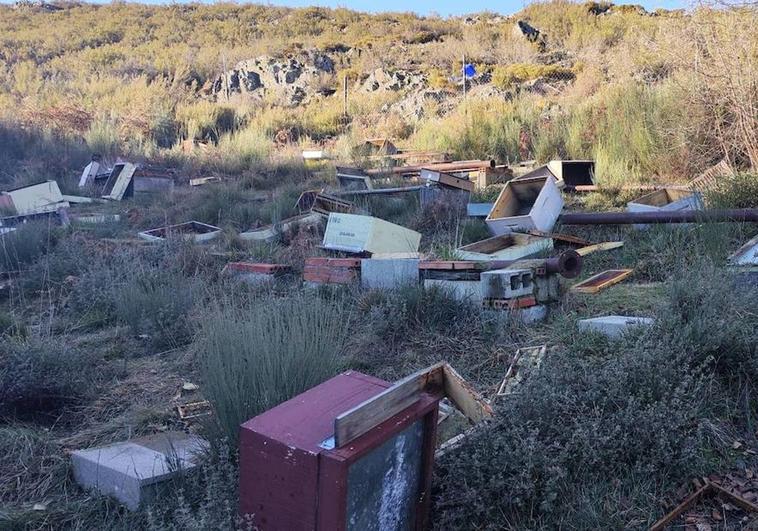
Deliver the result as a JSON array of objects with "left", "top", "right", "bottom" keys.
[
  {"left": 360, "top": 68, "right": 426, "bottom": 92},
  {"left": 210, "top": 53, "right": 334, "bottom": 106}
]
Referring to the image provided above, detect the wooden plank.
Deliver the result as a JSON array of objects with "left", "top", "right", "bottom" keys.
[
  {"left": 710, "top": 482, "right": 758, "bottom": 514},
  {"left": 576, "top": 241, "right": 624, "bottom": 256},
  {"left": 334, "top": 363, "right": 446, "bottom": 447},
  {"left": 570, "top": 269, "right": 633, "bottom": 294},
  {"left": 334, "top": 362, "right": 493, "bottom": 448},
  {"left": 442, "top": 364, "right": 493, "bottom": 424},
  {"left": 649, "top": 482, "right": 712, "bottom": 531}
]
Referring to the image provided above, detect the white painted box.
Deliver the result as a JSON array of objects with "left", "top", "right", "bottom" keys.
[
  {"left": 485, "top": 175, "right": 563, "bottom": 234},
  {"left": 323, "top": 213, "right": 421, "bottom": 255}
]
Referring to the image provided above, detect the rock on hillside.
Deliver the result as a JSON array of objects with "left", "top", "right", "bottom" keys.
[{"left": 210, "top": 52, "right": 335, "bottom": 106}]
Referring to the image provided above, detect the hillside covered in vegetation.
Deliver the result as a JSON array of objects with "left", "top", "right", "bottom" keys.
[{"left": 0, "top": 0, "right": 756, "bottom": 186}]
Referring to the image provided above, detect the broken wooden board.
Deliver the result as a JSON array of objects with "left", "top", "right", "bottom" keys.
[
  {"left": 570, "top": 269, "right": 633, "bottom": 294},
  {"left": 650, "top": 480, "right": 758, "bottom": 531},
  {"left": 575, "top": 241, "right": 624, "bottom": 256},
  {"left": 334, "top": 362, "right": 445, "bottom": 448},
  {"left": 177, "top": 400, "right": 212, "bottom": 420},
  {"left": 333, "top": 362, "right": 492, "bottom": 448},
  {"left": 526, "top": 230, "right": 592, "bottom": 248},
  {"left": 495, "top": 345, "right": 547, "bottom": 398}
]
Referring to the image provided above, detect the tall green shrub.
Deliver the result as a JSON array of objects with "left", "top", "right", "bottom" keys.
[{"left": 199, "top": 293, "right": 350, "bottom": 442}]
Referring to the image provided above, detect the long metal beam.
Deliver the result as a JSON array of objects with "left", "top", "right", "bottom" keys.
[{"left": 560, "top": 209, "right": 758, "bottom": 225}]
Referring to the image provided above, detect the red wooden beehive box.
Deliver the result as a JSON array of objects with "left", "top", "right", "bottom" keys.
[{"left": 239, "top": 371, "right": 440, "bottom": 531}]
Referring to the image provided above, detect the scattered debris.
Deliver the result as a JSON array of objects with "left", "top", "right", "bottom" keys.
[
  {"left": 421, "top": 169, "right": 474, "bottom": 192},
  {"left": 526, "top": 230, "right": 592, "bottom": 248},
  {"left": 176, "top": 400, "right": 212, "bottom": 420},
  {"left": 335, "top": 362, "right": 492, "bottom": 447},
  {"left": 729, "top": 234, "right": 758, "bottom": 266},
  {"left": 70, "top": 213, "right": 122, "bottom": 224},
  {"left": 577, "top": 315, "right": 653, "bottom": 338},
  {"left": 138, "top": 221, "right": 222, "bottom": 243},
  {"left": 71, "top": 432, "right": 208, "bottom": 511},
  {"left": 189, "top": 176, "right": 222, "bottom": 187},
  {"left": 239, "top": 212, "right": 322, "bottom": 242},
  {"left": 322, "top": 213, "right": 421, "bottom": 255},
  {"left": 366, "top": 159, "right": 495, "bottom": 177},
  {"left": 571, "top": 268, "right": 633, "bottom": 294},
  {"left": 335, "top": 166, "right": 373, "bottom": 191},
  {"left": 688, "top": 159, "right": 735, "bottom": 194},
  {"left": 296, "top": 190, "right": 359, "bottom": 218},
  {"left": 575, "top": 241, "right": 624, "bottom": 256},
  {"left": 457, "top": 232, "right": 553, "bottom": 261},
  {"left": 303, "top": 257, "right": 362, "bottom": 285},
  {"left": 494, "top": 345, "right": 547, "bottom": 398},
  {"left": 302, "top": 149, "right": 327, "bottom": 160},
  {"left": 486, "top": 175, "right": 563, "bottom": 234},
  {"left": 651, "top": 478, "right": 758, "bottom": 531}
]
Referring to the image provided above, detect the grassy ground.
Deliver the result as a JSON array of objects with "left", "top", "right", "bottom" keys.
[{"left": 0, "top": 164, "right": 756, "bottom": 529}]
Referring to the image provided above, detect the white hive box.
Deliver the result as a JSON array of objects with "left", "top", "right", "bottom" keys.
[
  {"left": 485, "top": 175, "right": 563, "bottom": 234},
  {"left": 323, "top": 213, "right": 421, "bottom": 255}
]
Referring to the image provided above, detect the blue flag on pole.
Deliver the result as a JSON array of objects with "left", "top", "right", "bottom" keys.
[{"left": 464, "top": 64, "right": 476, "bottom": 78}]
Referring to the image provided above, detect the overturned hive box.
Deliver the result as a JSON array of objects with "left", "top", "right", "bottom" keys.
[
  {"left": 323, "top": 213, "right": 421, "bottom": 255},
  {"left": 335, "top": 166, "right": 373, "bottom": 191},
  {"left": 0, "top": 180, "right": 69, "bottom": 216},
  {"left": 626, "top": 188, "right": 700, "bottom": 212},
  {"left": 457, "top": 232, "right": 552, "bottom": 261},
  {"left": 138, "top": 221, "right": 221, "bottom": 243},
  {"left": 486, "top": 175, "right": 563, "bottom": 234},
  {"left": 101, "top": 163, "right": 136, "bottom": 201}
]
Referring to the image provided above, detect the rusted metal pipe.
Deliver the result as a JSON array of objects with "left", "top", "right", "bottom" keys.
[
  {"left": 366, "top": 159, "right": 496, "bottom": 176},
  {"left": 560, "top": 209, "right": 758, "bottom": 225},
  {"left": 509, "top": 250, "right": 583, "bottom": 279}
]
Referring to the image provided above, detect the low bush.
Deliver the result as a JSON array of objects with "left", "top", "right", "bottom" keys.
[
  {"left": 432, "top": 264, "right": 755, "bottom": 529},
  {"left": 113, "top": 267, "right": 204, "bottom": 350},
  {"left": 491, "top": 63, "right": 574, "bottom": 90},
  {"left": 706, "top": 173, "right": 758, "bottom": 208},
  {"left": 0, "top": 337, "right": 106, "bottom": 417},
  {"left": 199, "top": 292, "right": 350, "bottom": 442},
  {"left": 0, "top": 222, "right": 56, "bottom": 274}
]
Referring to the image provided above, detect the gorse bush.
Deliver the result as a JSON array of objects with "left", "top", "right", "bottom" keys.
[{"left": 199, "top": 292, "right": 350, "bottom": 442}]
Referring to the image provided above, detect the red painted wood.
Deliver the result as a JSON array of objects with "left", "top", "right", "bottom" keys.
[{"left": 239, "top": 372, "right": 440, "bottom": 531}]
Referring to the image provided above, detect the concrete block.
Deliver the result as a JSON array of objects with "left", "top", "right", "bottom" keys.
[
  {"left": 512, "top": 304, "right": 547, "bottom": 324},
  {"left": 577, "top": 315, "right": 654, "bottom": 339},
  {"left": 425, "top": 279, "right": 481, "bottom": 302},
  {"left": 71, "top": 432, "right": 207, "bottom": 511},
  {"left": 480, "top": 268, "right": 534, "bottom": 300},
  {"left": 361, "top": 258, "right": 420, "bottom": 289}
]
